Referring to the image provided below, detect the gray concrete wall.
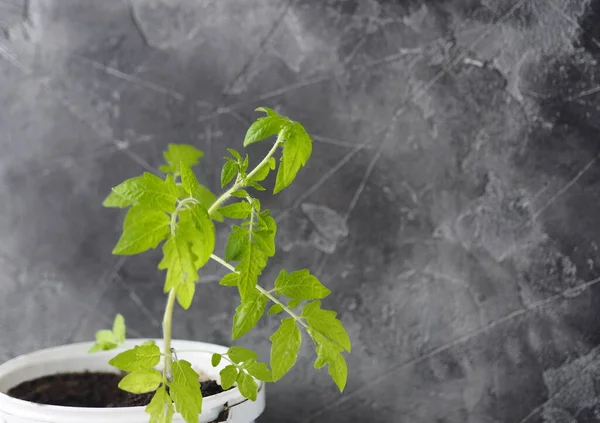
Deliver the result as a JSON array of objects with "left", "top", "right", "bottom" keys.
[{"left": 1, "top": 0, "right": 600, "bottom": 421}]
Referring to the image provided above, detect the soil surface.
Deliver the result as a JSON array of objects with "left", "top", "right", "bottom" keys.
[{"left": 7, "top": 371, "right": 225, "bottom": 407}]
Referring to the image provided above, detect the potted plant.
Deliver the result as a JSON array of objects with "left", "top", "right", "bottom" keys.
[{"left": 0, "top": 107, "right": 351, "bottom": 423}]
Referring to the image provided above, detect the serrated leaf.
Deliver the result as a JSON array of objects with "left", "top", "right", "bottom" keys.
[
  {"left": 302, "top": 301, "right": 351, "bottom": 352},
  {"left": 275, "top": 269, "right": 331, "bottom": 300},
  {"left": 180, "top": 162, "right": 201, "bottom": 197},
  {"left": 102, "top": 190, "right": 133, "bottom": 208},
  {"left": 119, "top": 369, "right": 163, "bottom": 394},
  {"left": 112, "top": 314, "right": 126, "bottom": 344},
  {"left": 219, "top": 273, "right": 239, "bottom": 287},
  {"left": 227, "top": 346, "right": 258, "bottom": 364},
  {"left": 179, "top": 203, "right": 216, "bottom": 268},
  {"left": 236, "top": 371, "right": 258, "bottom": 401},
  {"left": 171, "top": 360, "right": 202, "bottom": 423},
  {"left": 288, "top": 298, "right": 302, "bottom": 308},
  {"left": 95, "top": 329, "right": 115, "bottom": 344},
  {"left": 219, "top": 202, "right": 252, "bottom": 219},
  {"left": 220, "top": 365, "right": 238, "bottom": 390},
  {"left": 231, "top": 189, "right": 249, "bottom": 198},
  {"left": 253, "top": 211, "right": 276, "bottom": 257},
  {"left": 246, "top": 362, "right": 273, "bottom": 382},
  {"left": 211, "top": 353, "right": 222, "bottom": 367},
  {"left": 112, "top": 172, "right": 178, "bottom": 213},
  {"left": 243, "top": 112, "right": 285, "bottom": 147},
  {"left": 160, "top": 144, "right": 204, "bottom": 175},
  {"left": 309, "top": 330, "right": 348, "bottom": 392},
  {"left": 158, "top": 229, "right": 198, "bottom": 294},
  {"left": 232, "top": 290, "right": 267, "bottom": 340},
  {"left": 227, "top": 148, "right": 242, "bottom": 161},
  {"left": 109, "top": 343, "right": 162, "bottom": 372},
  {"left": 270, "top": 318, "right": 302, "bottom": 381},
  {"left": 176, "top": 281, "right": 195, "bottom": 309},
  {"left": 236, "top": 243, "right": 267, "bottom": 300},
  {"left": 113, "top": 206, "right": 170, "bottom": 255},
  {"left": 268, "top": 304, "right": 283, "bottom": 315},
  {"left": 328, "top": 354, "right": 348, "bottom": 392},
  {"left": 192, "top": 184, "right": 223, "bottom": 222},
  {"left": 145, "top": 386, "right": 174, "bottom": 423},
  {"left": 225, "top": 227, "right": 249, "bottom": 262},
  {"left": 221, "top": 161, "right": 238, "bottom": 188},
  {"left": 274, "top": 122, "right": 312, "bottom": 194},
  {"left": 251, "top": 163, "right": 271, "bottom": 182}
]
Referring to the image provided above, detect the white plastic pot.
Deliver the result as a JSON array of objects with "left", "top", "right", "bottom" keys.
[{"left": 0, "top": 339, "right": 265, "bottom": 423}]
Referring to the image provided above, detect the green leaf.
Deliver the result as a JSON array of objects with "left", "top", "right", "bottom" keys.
[
  {"left": 270, "top": 318, "right": 302, "bottom": 381},
  {"left": 247, "top": 181, "right": 266, "bottom": 191},
  {"left": 211, "top": 353, "right": 222, "bottom": 367},
  {"left": 268, "top": 157, "right": 276, "bottom": 170},
  {"left": 171, "top": 360, "right": 202, "bottom": 423},
  {"left": 308, "top": 330, "right": 348, "bottom": 392},
  {"left": 275, "top": 269, "right": 331, "bottom": 300},
  {"left": 221, "top": 161, "right": 238, "bottom": 188},
  {"left": 176, "top": 281, "right": 196, "bottom": 309},
  {"left": 118, "top": 369, "right": 163, "bottom": 394},
  {"left": 158, "top": 229, "right": 199, "bottom": 294},
  {"left": 328, "top": 354, "right": 348, "bottom": 392},
  {"left": 252, "top": 211, "right": 276, "bottom": 257},
  {"left": 232, "top": 290, "right": 267, "bottom": 340},
  {"left": 218, "top": 202, "right": 252, "bottom": 219},
  {"left": 112, "top": 206, "right": 170, "bottom": 255},
  {"left": 112, "top": 313, "right": 126, "bottom": 344},
  {"left": 179, "top": 203, "right": 216, "bottom": 268},
  {"left": 145, "top": 386, "right": 174, "bottom": 423},
  {"left": 109, "top": 343, "right": 161, "bottom": 372},
  {"left": 102, "top": 190, "right": 133, "bottom": 208},
  {"left": 251, "top": 163, "right": 271, "bottom": 182},
  {"left": 88, "top": 340, "right": 117, "bottom": 353},
  {"left": 302, "top": 301, "right": 351, "bottom": 352},
  {"left": 159, "top": 144, "right": 204, "bottom": 175},
  {"left": 227, "top": 148, "right": 242, "bottom": 161},
  {"left": 227, "top": 346, "right": 258, "bottom": 364},
  {"left": 111, "top": 172, "right": 178, "bottom": 213},
  {"left": 231, "top": 189, "right": 249, "bottom": 198},
  {"left": 245, "top": 362, "right": 273, "bottom": 382},
  {"left": 236, "top": 243, "right": 267, "bottom": 301},
  {"left": 220, "top": 365, "right": 238, "bottom": 390},
  {"left": 255, "top": 106, "right": 279, "bottom": 117},
  {"left": 225, "top": 227, "right": 249, "bottom": 262},
  {"left": 268, "top": 304, "right": 283, "bottom": 315},
  {"left": 288, "top": 299, "right": 302, "bottom": 308},
  {"left": 273, "top": 122, "right": 312, "bottom": 194},
  {"left": 243, "top": 110, "right": 285, "bottom": 147},
  {"left": 236, "top": 371, "right": 258, "bottom": 401},
  {"left": 219, "top": 273, "right": 239, "bottom": 287},
  {"left": 179, "top": 162, "right": 201, "bottom": 197}
]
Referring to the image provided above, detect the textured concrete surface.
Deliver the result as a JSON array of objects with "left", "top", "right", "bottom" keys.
[{"left": 1, "top": 0, "right": 600, "bottom": 421}]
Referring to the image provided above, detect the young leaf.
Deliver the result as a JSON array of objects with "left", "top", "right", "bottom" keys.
[
  {"left": 231, "top": 189, "right": 249, "bottom": 198},
  {"left": 102, "top": 190, "right": 133, "bottom": 208},
  {"left": 302, "top": 301, "right": 351, "bottom": 352},
  {"left": 227, "top": 346, "right": 258, "bottom": 364},
  {"left": 112, "top": 313, "right": 126, "bottom": 344},
  {"left": 112, "top": 206, "right": 170, "bottom": 255},
  {"left": 158, "top": 229, "right": 199, "bottom": 295},
  {"left": 268, "top": 156, "right": 276, "bottom": 170},
  {"left": 232, "top": 290, "right": 267, "bottom": 339},
  {"left": 274, "top": 122, "right": 312, "bottom": 194},
  {"left": 192, "top": 184, "right": 224, "bottom": 222},
  {"left": 176, "top": 280, "right": 196, "bottom": 309},
  {"left": 309, "top": 330, "right": 348, "bottom": 391},
  {"left": 288, "top": 299, "right": 302, "bottom": 308},
  {"left": 211, "top": 353, "right": 222, "bottom": 367},
  {"left": 219, "top": 272, "right": 239, "bottom": 287},
  {"left": 268, "top": 304, "right": 283, "bottom": 315},
  {"left": 109, "top": 342, "right": 161, "bottom": 372},
  {"left": 250, "top": 163, "right": 271, "bottom": 182},
  {"left": 218, "top": 202, "right": 252, "bottom": 220},
  {"left": 220, "top": 365, "right": 239, "bottom": 390},
  {"left": 252, "top": 211, "right": 276, "bottom": 257},
  {"left": 275, "top": 269, "right": 331, "bottom": 300},
  {"left": 119, "top": 369, "right": 163, "bottom": 394},
  {"left": 245, "top": 362, "right": 273, "bottom": 382},
  {"left": 227, "top": 148, "right": 242, "bottom": 161},
  {"left": 270, "top": 318, "right": 302, "bottom": 381},
  {"left": 179, "top": 162, "right": 202, "bottom": 197},
  {"left": 243, "top": 109, "right": 285, "bottom": 147},
  {"left": 225, "top": 226, "right": 249, "bottom": 262},
  {"left": 236, "top": 371, "right": 258, "bottom": 401},
  {"left": 145, "top": 386, "right": 174, "bottom": 423},
  {"left": 179, "top": 204, "right": 216, "bottom": 268},
  {"left": 111, "top": 172, "right": 178, "bottom": 213},
  {"left": 221, "top": 161, "right": 238, "bottom": 188},
  {"left": 159, "top": 144, "right": 204, "bottom": 175},
  {"left": 235, "top": 243, "right": 267, "bottom": 300},
  {"left": 171, "top": 360, "right": 202, "bottom": 423}
]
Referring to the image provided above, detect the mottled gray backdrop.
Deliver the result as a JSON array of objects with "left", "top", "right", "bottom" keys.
[{"left": 1, "top": 0, "right": 600, "bottom": 422}]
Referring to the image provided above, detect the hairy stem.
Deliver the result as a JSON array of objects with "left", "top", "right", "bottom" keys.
[
  {"left": 210, "top": 254, "right": 310, "bottom": 331},
  {"left": 162, "top": 288, "right": 177, "bottom": 380},
  {"left": 207, "top": 135, "right": 282, "bottom": 216}
]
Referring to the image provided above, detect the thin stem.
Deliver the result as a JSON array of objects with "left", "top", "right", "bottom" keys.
[
  {"left": 207, "top": 136, "right": 282, "bottom": 217},
  {"left": 162, "top": 288, "right": 177, "bottom": 380},
  {"left": 209, "top": 254, "right": 309, "bottom": 331},
  {"left": 171, "top": 349, "right": 235, "bottom": 365}
]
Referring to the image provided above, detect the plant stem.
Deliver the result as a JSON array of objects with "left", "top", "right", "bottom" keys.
[
  {"left": 210, "top": 254, "right": 309, "bottom": 331},
  {"left": 162, "top": 288, "right": 177, "bottom": 380},
  {"left": 207, "top": 136, "right": 282, "bottom": 216}
]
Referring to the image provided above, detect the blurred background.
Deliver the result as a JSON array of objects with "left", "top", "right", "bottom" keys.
[{"left": 1, "top": 0, "right": 600, "bottom": 421}]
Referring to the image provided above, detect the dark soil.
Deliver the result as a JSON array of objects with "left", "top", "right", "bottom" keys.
[{"left": 7, "top": 372, "right": 225, "bottom": 408}]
